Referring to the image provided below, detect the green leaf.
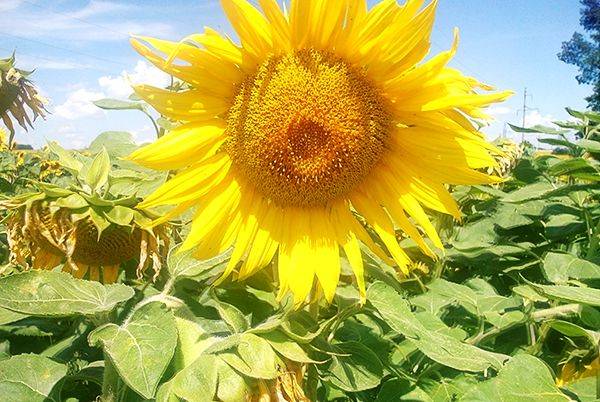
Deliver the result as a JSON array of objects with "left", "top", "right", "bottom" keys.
[
  {"left": 548, "top": 158, "right": 598, "bottom": 177},
  {"left": 262, "top": 330, "right": 316, "bottom": 363},
  {"left": 543, "top": 252, "right": 600, "bottom": 284},
  {"left": 531, "top": 283, "right": 600, "bottom": 307},
  {"left": 0, "top": 271, "right": 134, "bottom": 316},
  {"left": 167, "top": 246, "right": 230, "bottom": 279},
  {"left": 580, "top": 305, "right": 600, "bottom": 329},
  {"left": 461, "top": 354, "right": 569, "bottom": 401},
  {"left": 47, "top": 141, "right": 83, "bottom": 173},
  {"left": 368, "top": 282, "right": 506, "bottom": 372},
  {"left": 577, "top": 139, "right": 600, "bottom": 153},
  {"left": 547, "top": 320, "right": 599, "bottom": 344},
  {"left": 89, "top": 131, "right": 137, "bottom": 158},
  {"left": 219, "top": 333, "right": 280, "bottom": 379},
  {"left": 215, "top": 358, "right": 248, "bottom": 402},
  {"left": 0, "top": 355, "right": 67, "bottom": 402},
  {"left": 53, "top": 193, "right": 88, "bottom": 209},
  {"left": 321, "top": 341, "right": 383, "bottom": 392},
  {"left": 89, "top": 301, "right": 177, "bottom": 399},
  {"left": 104, "top": 205, "right": 134, "bottom": 226},
  {"left": 88, "top": 208, "right": 110, "bottom": 238},
  {"left": 85, "top": 147, "right": 111, "bottom": 192},
  {"left": 0, "top": 307, "right": 27, "bottom": 325},
  {"left": 93, "top": 98, "right": 145, "bottom": 111},
  {"left": 209, "top": 296, "right": 249, "bottom": 334},
  {"left": 508, "top": 123, "right": 567, "bottom": 135},
  {"left": 545, "top": 214, "right": 585, "bottom": 239},
  {"left": 502, "top": 181, "right": 555, "bottom": 203},
  {"left": 156, "top": 354, "right": 218, "bottom": 402}
]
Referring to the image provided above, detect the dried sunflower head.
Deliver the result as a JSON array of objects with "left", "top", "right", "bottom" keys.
[
  {"left": 39, "top": 159, "right": 63, "bottom": 181},
  {"left": 251, "top": 363, "right": 309, "bottom": 402},
  {"left": 0, "top": 53, "right": 48, "bottom": 147},
  {"left": 1, "top": 187, "right": 168, "bottom": 283},
  {"left": 487, "top": 139, "right": 524, "bottom": 178}
]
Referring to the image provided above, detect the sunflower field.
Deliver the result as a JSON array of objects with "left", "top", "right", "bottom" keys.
[{"left": 1, "top": 1, "right": 600, "bottom": 401}]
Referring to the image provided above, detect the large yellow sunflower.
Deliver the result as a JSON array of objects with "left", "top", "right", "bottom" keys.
[{"left": 129, "top": 0, "right": 511, "bottom": 305}]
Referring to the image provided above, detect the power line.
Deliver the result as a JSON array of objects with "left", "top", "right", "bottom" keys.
[
  {"left": 0, "top": 31, "right": 130, "bottom": 68},
  {"left": 20, "top": 0, "right": 131, "bottom": 39},
  {"left": 0, "top": 46, "right": 117, "bottom": 74}
]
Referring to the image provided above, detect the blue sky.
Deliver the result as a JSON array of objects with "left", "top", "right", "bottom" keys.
[{"left": 0, "top": 0, "right": 590, "bottom": 148}]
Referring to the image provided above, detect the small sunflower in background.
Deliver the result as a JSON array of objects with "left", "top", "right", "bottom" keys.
[
  {"left": 0, "top": 53, "right": 48, "bottom": 148},
  {"left": 0, "top": 127, "right": 8, "bottom": 151},
  {"left": 129, "top": 0, "right": 512, "bottom": 305},
  {"left": 2, "top": 192, "right": 167, "bottom": 283}
]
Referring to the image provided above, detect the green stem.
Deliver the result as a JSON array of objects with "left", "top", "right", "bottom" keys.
[
  {"left": 467, "top": 304, "right": 581, "bottom": 345},
  {"left": 587, "top": 218, "right": 600, "bottom": 259},
  {"left": 142, "top": 110, "right": 161, "bottom": 139}
]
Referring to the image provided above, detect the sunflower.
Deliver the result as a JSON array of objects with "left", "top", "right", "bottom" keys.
[
  {"left": 2, "top": 193, "right": 167, "bottom": 283},
  {"left": 0, "top": 54, "right": 47, "bottom": 147},
  {"left": 129, "top": 0, "right": 511, "bottom": 305}
]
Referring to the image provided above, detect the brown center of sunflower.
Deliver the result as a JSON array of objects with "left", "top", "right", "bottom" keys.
[{"left": 225, "top": 49, "right": 392, "bottom": 207}]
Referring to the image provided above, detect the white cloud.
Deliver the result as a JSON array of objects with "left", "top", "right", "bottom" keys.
[
  {"left": 98, "top": 61, "right": 170, "bottom": 98},
  {"left": 131, "top": 124, "right": 155, "bottom": 144},
  {"left": 524, "top": 110, "right": 556, "bottom": 128},
  {"left": 487, "top": 106, "right": 513, "bottom": 117},
  {"left": 54, "top": 88, "right": 105, "bottom": 120}
]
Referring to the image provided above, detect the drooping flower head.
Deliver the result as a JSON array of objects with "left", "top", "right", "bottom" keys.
[
  {"left": 129, "top": 0, "right": 511, "bottom": 305},
  {"left": 0, "top": 53, "right": 47, "bottom": 147},
  {"left": 2, "top": 190, "right": 167, "bottom": 283}
]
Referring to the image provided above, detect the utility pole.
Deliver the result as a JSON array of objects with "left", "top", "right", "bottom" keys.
[
  {"left": 521, "top": 87, "right": 527, "bottom": 143},
  {"left": 522, "top": 88, "right": 527, "bottom": 127}
]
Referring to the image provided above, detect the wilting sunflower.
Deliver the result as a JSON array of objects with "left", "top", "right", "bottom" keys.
[
  {"left": 129, "top": 0, "right": 512, "bottom": 304},
  {"left": 0, "top": 54, "right": 47, "bottom": 147},
  {"left": 2, "top": 191, "right": 167, "bottom": 283}
]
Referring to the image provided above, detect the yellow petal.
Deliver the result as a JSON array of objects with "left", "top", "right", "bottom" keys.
[
  {"left": 221, "top": 0, "right": 273, "bottom": 61},
  {"left": 350, "top": 191, "right": 411, "bottom": 273},
  {"left": 139, "top": 154, "right": 231, "bottom": 208},
  {"left": 134, "top": 85, "right": 230, "bottom": 122},
  {"left": 128, "top": 121, "right": 226, "bottom": 170},
  {"left": 258, "top": 0, "right": 291, "bottom": 51},
  {"left": 180, "top": 176, "right": 242, "bottom": 252},
  {"left": 130, "top": 36, "right": 242, "bottom": 90}
]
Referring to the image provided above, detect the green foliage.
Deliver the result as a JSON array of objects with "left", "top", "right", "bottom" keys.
[{"left": 0, "top": 109, "right": 599, "bottom": 401}]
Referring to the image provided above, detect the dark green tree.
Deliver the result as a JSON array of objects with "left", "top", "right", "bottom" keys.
[{"left": 559, "top": 0, "right": 600, "bottom": 110}]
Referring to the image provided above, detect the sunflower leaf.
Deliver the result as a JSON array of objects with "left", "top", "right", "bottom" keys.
[
  {"left": 0, "top": 271, "right": 134, "bottom": 317},
  {"left": 461, "top": 355, "right": 569, "bottom": 401},
  {"left": 85, "top": 147, "right": 111, "bottom": 193},
  {"left": 0, "top": 354, "right": 67, "bottom": 402},
  {"left": 88, "top": 301, "right": 177, "bottom": 399}
]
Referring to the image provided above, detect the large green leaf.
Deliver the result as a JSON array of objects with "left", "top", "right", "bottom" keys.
[
  {"left": 85, "top": 147, "right": 111, "bottom": 192},
  {"left": 218, "top": 333, "right": 280, "bottom": 379},
  {"left": 47, "top": 141, "right": 83, "bottom": 173},
  {"left": 156, "top": 354, "right": 218, "bottom": 402},
  {"left": 89, "top": 131, "right": 138, "bottom": 158},
  {"left": 0, "top": 307, "right": 26, "bottom": 325},
  {"left": 321, "top": 341, "right": 383, "bottom": 392},
  {"left": 89, "top": 301, "right": 177, "bottom": 399},
  {"left": 531, "top": 283, "right": 600, "bottom": 307},
  {"left": 543, "top": 252, "right": 600, "bottom": 283},
  {"left": 461, "top": 354, "right": 569, "bottom": 401},
  {"left": 368, "top": 282, "right": 506, "bottom": 372},
  {"left": 93, "top": 98, "right": 145, "bottom": 111},
  {"left": 167, "top": 246, "right": 230, "bottom": 280},
  {"left": 0, "top": 354, "right": 67, "bottom": 402},
  {"left": 0, "top": 271, "right": 134, "bottom": 316}
]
